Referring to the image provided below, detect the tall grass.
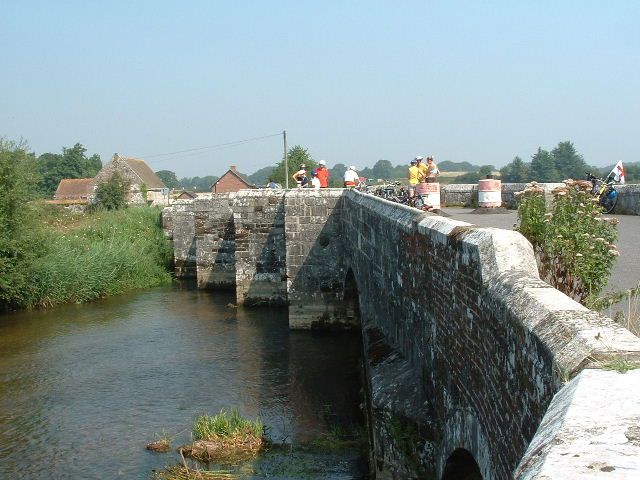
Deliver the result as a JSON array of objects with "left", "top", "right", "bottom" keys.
[
  {"left": 16, "top": 207, "right": 172, "bottom": 309},
  {"left": 192, "top": 409, "right": 263, "bottom": 440}
]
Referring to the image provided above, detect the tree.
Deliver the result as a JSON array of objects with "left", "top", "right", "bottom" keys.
[
  {"left": 529, "top": 148, "right": 559, "bottom": 183},
  {"left": 94, "top": 172, "right": 129, "bottom": 210},
  {"left": 363, "top": 160, "right": 395, "bottom": 180},
  {"left": 453, "top": 165, "right": 495, "bottom": 184},
  {"left": 270, "top": 145, "right": 316, "bottom": 187},
  {"left": 0, "top": 138, "right": 40, "bottom": 309},
  {"left": 248, "top": 166, "right": 276, "bottom": 186},
  {"left": 329, "top": 163, "right": 348, "bottom": 187},
  {"left": 552, "top": 141, "right": 587, "bottom": 180},
  {"left": 38, "top": 143, "right": 102, "bottom": 196},
  {"left": 500, "top": 156, "right": 530, "bottom": 182},
  {"left": 156, "top": 170, "right": 180, "bottom": 189},
  {"left": 176, "top": 175, "right": 219, "bottom": 191}
]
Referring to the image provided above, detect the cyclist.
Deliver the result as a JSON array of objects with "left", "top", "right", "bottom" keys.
[
  {"left": 344, "top": 165, "right": 359, "bottom": 188},
  {"left": 316, "top": 160, "right": 330, "bottom": 188},
  {"left": 408, "top": 158, "right": 420, "bottom": 197},
  {"left": 415, "top": 156, "right": 428, "bottom": 183}
]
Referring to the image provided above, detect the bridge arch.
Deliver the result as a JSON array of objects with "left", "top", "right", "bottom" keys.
[{"left": 441, "top": 448, "right": 482, "bottom": 480}]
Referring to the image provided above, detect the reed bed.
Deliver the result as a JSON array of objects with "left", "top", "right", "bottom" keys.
[
  {"left": 153, "top": 465, "right": 239, "bottom": 480},
  {"left": 180, "top": 410, "right": 264, "bottom": 462},
  {"left": 5, "top": 206, "right": 173, "bottom": 310}
]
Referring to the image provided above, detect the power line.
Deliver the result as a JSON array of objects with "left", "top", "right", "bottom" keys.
[{"left": 140, "top": 133, "right": 282, "bottom": 160}]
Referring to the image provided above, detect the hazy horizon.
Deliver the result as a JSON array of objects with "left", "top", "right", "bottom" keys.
[{"left": 3, "top": 1, "right": 638, "bottom": 178}]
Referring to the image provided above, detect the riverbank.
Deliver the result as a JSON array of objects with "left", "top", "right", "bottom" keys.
[{"left": 0, "top": 205, "right": 173, "bottom": 311}]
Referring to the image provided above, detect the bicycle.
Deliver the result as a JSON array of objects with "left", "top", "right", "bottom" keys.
[{"left": 586, "top": 172, "right": 618, "bottom": 214}]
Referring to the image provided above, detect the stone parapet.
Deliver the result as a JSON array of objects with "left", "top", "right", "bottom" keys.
[
  {"left": 342, "top": 189, "right": 640, "bottom": 479},
  {"left": 441, "top": 182, "right": 566, "bottom": 209},
  {"left": 515, "top": 368, "right": 640, "bottom": 479},
  {"left": 615, "top": 184, "right": 640, "bottom": 215}
]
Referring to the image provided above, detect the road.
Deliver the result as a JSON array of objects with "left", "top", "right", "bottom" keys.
[{"left": 439, "top": 208, "right": 640, "bottom": 306}]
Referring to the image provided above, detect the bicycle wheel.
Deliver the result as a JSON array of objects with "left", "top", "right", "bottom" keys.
[{"left": 600, "top": 194, "right": 617, "bottom": 214}]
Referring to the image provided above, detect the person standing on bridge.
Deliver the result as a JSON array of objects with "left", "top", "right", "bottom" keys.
[
  {"left": 407, "top": 158, "right": 420, "bottom": 197},
  {"left": 310, "top": 170, "right": 321, "bottom": 189},
  {"left": 344, "top": 165, "right": 359, "bottom": 188},
  {"left": 316, "top": 160, "right": 330, "bottom": 188},
  {"left": 415, "top": 156, "right": 428, "bottom": 183},
  {"left": 425, "top": 156, "right": 440, "bottom": 181},
  {"left": 292, "top": 164, "right": 308, "bottom": 188}
]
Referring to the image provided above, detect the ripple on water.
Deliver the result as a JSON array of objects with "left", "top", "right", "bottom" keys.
[{"left": 0, "top": 286, "right": 367, "bottom": 479}]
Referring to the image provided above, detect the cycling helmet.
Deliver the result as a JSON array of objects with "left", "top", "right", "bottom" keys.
[
  {"left": 349, "top": 165, "right": 356, "bottom": 170},
  {"left": 410, "top": 159, "right": 417, "bottom": 165},
  {"left": 319, "top": 160, "right": 326, "bottom": 166},
  {"left": 414, "top": 156, "right": 423, "bottom": 162}
]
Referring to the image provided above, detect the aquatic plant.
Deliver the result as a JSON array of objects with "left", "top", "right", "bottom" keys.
[
  {"left": 180, "top": 409, "right": 264, "bottom": 462},
  {"left": 153, "top": 465, "right": 239, "bottom": 480},
  {"left": 147, "top": 429, "right": 173, "bottom": 453},
  {"left": 192, "top": 409, "right": 263, "bottom": 440}
]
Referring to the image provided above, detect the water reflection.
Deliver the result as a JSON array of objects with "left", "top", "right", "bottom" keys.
[{"left": 0, "top": 283, "right": 365, "bottom": 479}]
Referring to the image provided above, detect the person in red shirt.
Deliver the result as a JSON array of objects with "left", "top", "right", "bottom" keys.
[{"left": 315, "top": 160, "right": 330, "bottom": 188}]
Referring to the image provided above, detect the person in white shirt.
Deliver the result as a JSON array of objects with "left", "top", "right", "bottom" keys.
[
  {"left": 343, "top": 165, "right": 359, "bottom": 188},
  {"left": 310, "top": 170, "right": 321, "bottom": 189}
]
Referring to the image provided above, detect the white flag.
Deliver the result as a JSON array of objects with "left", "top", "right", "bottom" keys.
[{"left": 610, "top": 161, "right": 625, "bottom": 184}]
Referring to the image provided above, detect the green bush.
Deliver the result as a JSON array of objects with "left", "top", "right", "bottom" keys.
[
  {"left": 24, "top": 207, "right": 173, "bottom": 308},
  {"left": 94, "top": 172, "right": 129, "bottom": 210},
  {"left": 516, "top": 180, "right": 619, "bottom": 303},
  {"left": 0, "top": 139, "right": 43, "bottom": 310},
  {"left": 1, "top": 205, "right": 172, "bottom": 310}
]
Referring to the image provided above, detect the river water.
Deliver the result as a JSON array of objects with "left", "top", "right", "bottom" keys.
[{"left": 0, "top": 283, "right": 366, "bottom": 479}]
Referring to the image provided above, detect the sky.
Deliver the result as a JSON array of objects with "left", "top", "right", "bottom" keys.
[{"left": 2, "top": 1, "right": 639, "bottom": 177}]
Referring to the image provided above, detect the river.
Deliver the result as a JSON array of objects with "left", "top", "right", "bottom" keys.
[{"left": 0, "top": 283, "right": 367, "bottom": 479}]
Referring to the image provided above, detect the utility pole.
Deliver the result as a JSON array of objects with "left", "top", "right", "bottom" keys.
[{"left": 283, "top": 130, "right": 288, "bottom": 189}]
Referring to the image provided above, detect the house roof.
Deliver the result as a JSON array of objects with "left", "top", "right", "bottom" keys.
[
  {"left": 212, "top": 167, "right": 254, "bottom": 189},
  {"left": 119, "top": 157, "right": 166, "bottom": 189},
  {"left": 54, "top": 178, "right": 95, "bottom": 198},
  {"left": 175, "top": 190, "right": 197, "bottom": 199}
]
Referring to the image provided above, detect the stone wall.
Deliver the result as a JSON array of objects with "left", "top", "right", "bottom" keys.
[
  {"left": 615, "top": 184, "right": 640, "bottom": 215},
  {"left": 285, "top": 189, "right": 356, "bottom": 329},
  {"left": 163, "top": 189, "right": 640, "bottom": 478},
  {"left": 442, "top": 182, "right": 564, "bottom": 208},
  {"left": 233, "top": 190, "right": 287, "bottom": 306},
  {"left": 441, "top": 182, "right": 639, "bottom": 213},
  {"left": 340, "top": 190, "right": 640, "bottom": 479},
  {"left": 194, "top": 196, "right": 235, "bottom": 289}
]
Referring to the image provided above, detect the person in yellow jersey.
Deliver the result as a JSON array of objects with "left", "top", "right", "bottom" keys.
[
  {"left": 407, "top": 158, "right": 420, "bottom": 198},
  {"left": 415, "top": 156, "right": 428, "bottom": 183}
]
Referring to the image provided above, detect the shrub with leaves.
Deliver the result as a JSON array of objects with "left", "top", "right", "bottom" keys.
[
  {"left": 94, "top": 172, "right": 129, "bottom": 210},
  {"left": 516, "top": 180, "right": 619, "bottom": 303}
]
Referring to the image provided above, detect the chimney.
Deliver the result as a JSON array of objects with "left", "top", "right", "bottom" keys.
[{"left": 230, "top": 165, "right": 237, "bottom": 172}]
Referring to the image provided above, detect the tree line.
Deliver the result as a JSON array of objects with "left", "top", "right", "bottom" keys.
[
  {"left": 165, "top": 140, "right": 635, "bottom": 188},
  {"left": 500, "top": 141, "right": 638, "bottom": 183}
]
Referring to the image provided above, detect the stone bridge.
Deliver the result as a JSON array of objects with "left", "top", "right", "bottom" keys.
[{"left": 163, "top": 189, "right": 640, "bottom": 479}]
